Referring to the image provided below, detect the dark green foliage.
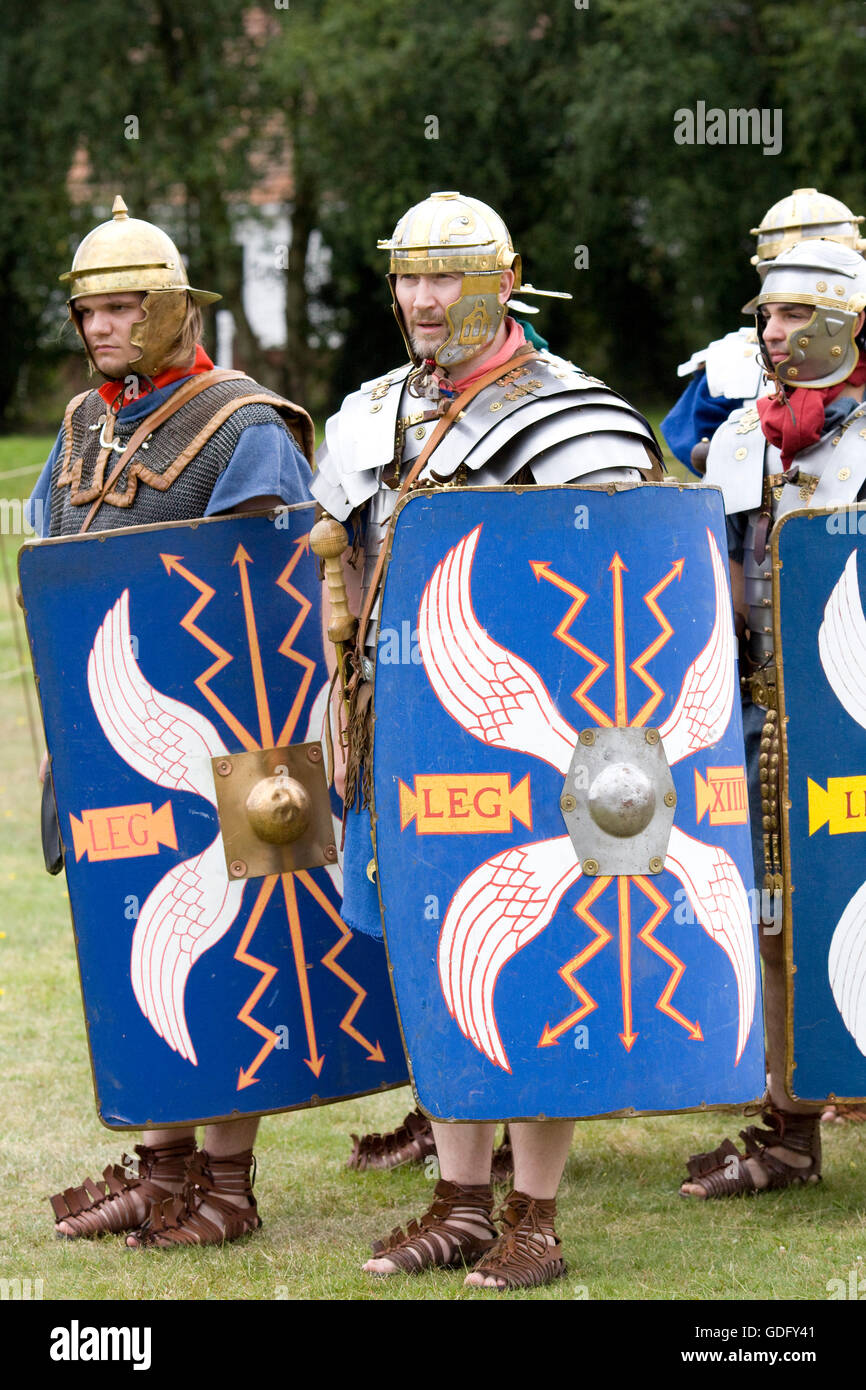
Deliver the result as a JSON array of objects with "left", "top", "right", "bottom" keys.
[{"left": 2, "top": 0, "right": 864, "bottom": 425}]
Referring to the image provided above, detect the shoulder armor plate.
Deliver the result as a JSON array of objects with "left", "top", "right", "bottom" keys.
[
  {"left": 311, "top": 353, "right": 660, "bottom": 516},
  {"left": 704, "top": 407, "right": 769, "bottom": 515},
  {"left": 677, "top": 327, "right": 768, "bottom": 402},
  {"left": 422, "top": 360, "right": 659, "bottom": 482}
]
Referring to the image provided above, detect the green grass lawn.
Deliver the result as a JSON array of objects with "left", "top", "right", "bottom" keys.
[{"left": 0, "top": 431, "right": 862, "bottom": 1304}]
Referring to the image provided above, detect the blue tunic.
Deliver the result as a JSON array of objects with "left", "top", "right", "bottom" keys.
[{"left": 661, "top": 370, "right": 744, "bottom": 474}]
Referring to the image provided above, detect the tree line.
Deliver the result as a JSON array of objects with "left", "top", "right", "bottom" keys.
[{"left": 1, "top": 0, "right": 862, "bottom": 427}]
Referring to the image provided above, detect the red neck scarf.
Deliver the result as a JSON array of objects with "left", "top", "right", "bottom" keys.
[
  {"left": 97, "top": 344, "right": 215, "bottom": 411},
  {"left": 757, "top": 352, "right": 866, "bottom": 469},
  {"left": 451, "top": 318, "right": 527, "bottom": 391}
]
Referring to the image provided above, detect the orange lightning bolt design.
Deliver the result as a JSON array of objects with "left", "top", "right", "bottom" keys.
[
  {"left": 233, "top": 544, "right": 274, "bottom": 748},
  {"left": 275, "top": 533, "right": 317, "bottom": 746},
  {"left": 281, "top": 872, "right": 325, "bottom": 1076},
  {"left": 296, "top": 870, "right": 385, "bottom": 1062},
  {"left": 634, "top": 873, "right": 703, "bottom": 1040},
  {"left": 618, "top": 876, "right": 638, "bottom": 1051},
  {"left": 530, "top": 561, "right": 613, "bottom": 726},
  {"left": 630, "top": 559, "right": 684, "bottom": 728},
  {"left": 609, "top": 553, "right": 628, "bottom": 726},
  {"left": 235, "top": 876, "right": 280, "bottom": 1089},
  {"left": 160, "top": 553, "right": 258, "bottom": 751},
  {"left": 538, "top": 875, "right": 613, "bottom": 1047}
]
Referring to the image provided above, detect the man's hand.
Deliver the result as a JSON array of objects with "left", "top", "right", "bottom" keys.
[
  {"left": 332, "top": 691, "right": 348, "bottom": 800},
  {"left": 320, "top": 542, "right": 364, "bottom": 803}
]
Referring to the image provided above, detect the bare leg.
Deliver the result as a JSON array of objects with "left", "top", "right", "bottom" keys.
[
  {"left": 202, "top": 1117, "right": 260, "bottom": 1158},
  {"left": 362, "top": 1121, "right": 497, "bottom": 1275},
  {"left": 508, "top": 1119, "right": 574, "bottom": 1198},
  {"left": 430, "top": 1120, "right": 496, "bottom": 1185},
  {"left": 125, "top": 1118, "right": 261, "bottom": 1246},
  {"left": 465, "top": 1120, "right": 573, "bottom": 1287}
]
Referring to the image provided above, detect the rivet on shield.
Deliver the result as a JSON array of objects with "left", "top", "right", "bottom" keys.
[
  {"left": 579, "top": 729, "right": 595, "bottom": 746},
  {"left": 230, "top": 859, "right": 247, "bottom": 878},
  {"left": 560, "top": 793, "right": 577, "bottom": 813},
  {"left": 644, "top": 729, "right": 660, "bottom": 745},
  {"left": 306, "top": 745, "right": 322, "bottom": 763},
  {"left": 324, "top": 845, "right": 338, "bottom": 862},
  {"left": 583, "top": 858, "right": 599, "bottom": 876},
  {"left": 664, "top": 790, "right": 676, "bottom": 807},
  {"left": 216, "top": 759, "right": 233, "bottom": 777},
  {"left": 648, "top": 856, "right": 664, "bottom": 874}
]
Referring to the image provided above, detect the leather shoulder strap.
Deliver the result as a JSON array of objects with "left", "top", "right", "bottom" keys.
[
  {"left": 77, "top": 370, "right": 247, "bottom": 534},
  {"left": 57, "top": 389, "right": 99, "bottom": 482}
]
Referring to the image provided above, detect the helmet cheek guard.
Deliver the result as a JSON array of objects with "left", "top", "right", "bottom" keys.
[
  {"left": 127, "top": 290, "right": 189, "bottom": 377},
  {"left": 438, "top": 271, "right": 510, "bottom": 369}
]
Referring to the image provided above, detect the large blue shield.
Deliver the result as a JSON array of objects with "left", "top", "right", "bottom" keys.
[
  {"left": 372, "top": 485, "right": 764, "bottom": 1120},
  {"left": 19, "top": 505, "right": 406, "bottom": 1127},
  {"left": 775, "top": 505, "right": 866, "bottom": 1102}
]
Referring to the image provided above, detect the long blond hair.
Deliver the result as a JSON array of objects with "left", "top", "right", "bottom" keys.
[{"left": 160, "top": 295, "right": 204, "bottom": 369}]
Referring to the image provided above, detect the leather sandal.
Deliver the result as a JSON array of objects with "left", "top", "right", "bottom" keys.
[
  {"left": 347, "top": 1111, "right": 515, "bottom": 1182},
  {"left": 822, "top": 1104, "right": 866, "bottom": 1124},
  {"left": 347, "top": 1108, "right": 436, "bottom": 1171},
  {"left": 682, "top": 1106, "right": 822, "bottom": 1198},
  {"left": 126, "top": 1148, "right": 261, "bottom": 1248},
  {"left": 50, "top": 1138, "right": 195, "bottom": 1239},
  {"left": 467, "top": 1190, "right": 566, "bottom": 1290},
  {"left": 365, "top": 1179, "right": 496, "bottom": 1274}
]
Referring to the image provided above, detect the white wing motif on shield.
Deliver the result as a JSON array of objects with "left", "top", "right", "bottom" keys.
[
  {"left": 663, "top": 827, "right": 754, "bottom": 1064},
  {"left": 819, "top": 550, "right": 866, "bottom": 732},
  {"left": 87, "top": 590, "right": 244, "bottom": 1065},
  {"left": 657, "top": 531, "right": 735, "bottom": 767},
  {"left": 437, "top": 838, "right": 583, "bottom": 1072},
  {"left": 819, "top": 550, "right": 866, "bottom": 1051},
  {"left": 418, "top": 525, "right": 755, "bottom": 1071},
  {"left": 418, "top": 527, "right": 577, "bottom": 774}
]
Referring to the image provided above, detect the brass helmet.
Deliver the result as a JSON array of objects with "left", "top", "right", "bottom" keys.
[
  {"left": 378, "top": 190, "right": 521, "bottom": 370},
  {"left": 756, "top": 239, "right": 866, "bottom": 389},
  {"left": 750, "top": 187, "right": 866, "bottom": 268},
  {"left": 59, "top": 196, "right": 220, "bottom": 376}
]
